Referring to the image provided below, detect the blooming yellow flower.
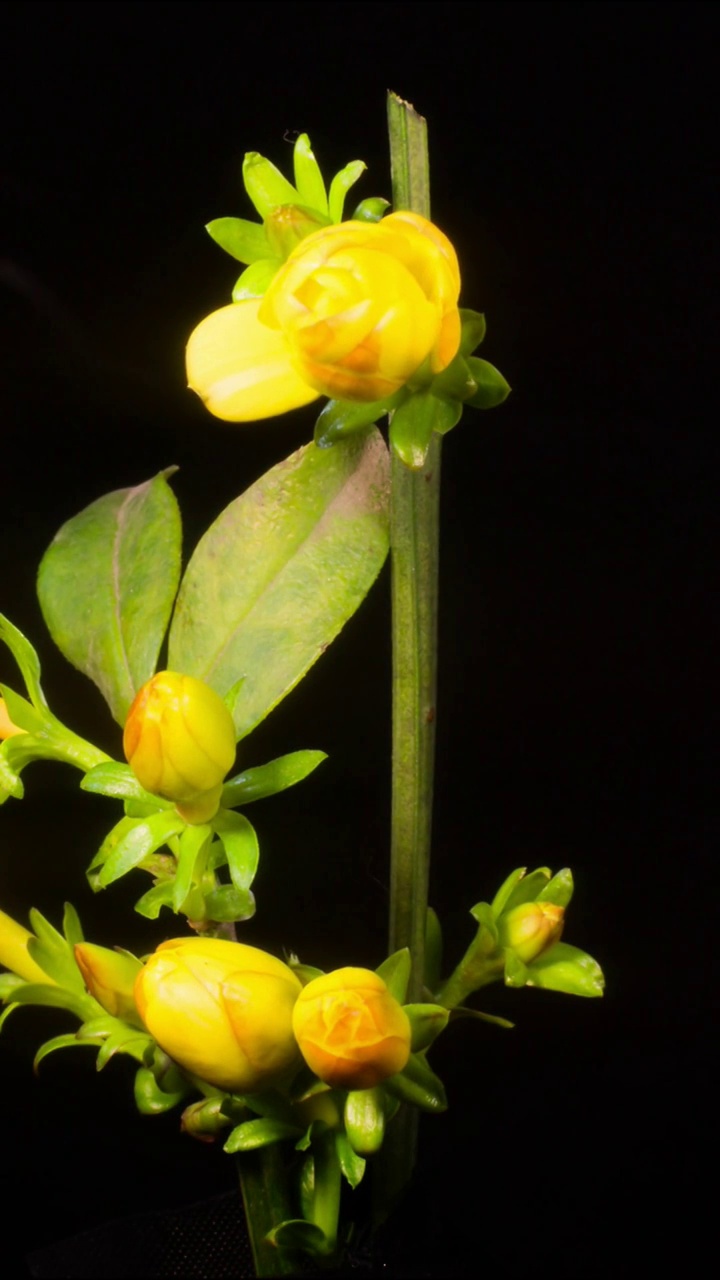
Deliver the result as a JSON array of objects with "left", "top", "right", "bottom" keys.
[
  {"left": 292, "top": 966, "right": 411, "bottom": 1090},
  {"left": 186, "top": 212, "right": 461, "bottom": 422},
  {"left": 134, "top": 937, "right": 303, "bottom": 1093},
  {"left": 498, "top": 901, "right": 565, "bottom": 964},
  {"left": 0, "top": 908, "right": 53, "bottom": 985},
  {"left": 0, "top": 699, "right": 26, "bottom": 740},
  {"left": 123, "top": 672, "right": 236, "bottom": 823}
]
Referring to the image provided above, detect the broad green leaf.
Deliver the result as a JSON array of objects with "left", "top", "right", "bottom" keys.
[
  {"left": 98, "top": 810, "right": 186, "bottom": 887},
  {"left": 37, "top": 470, "right": 182, "bottom": 725},
  {"left": 0, "top": 615, "right": 48, "bottom": 709},
  {"left": 525, "top": 943, "right": 605, "bottom": 998},
  {"left": 537, "top": 868, "right": 574, "bottom": 908},
  {"left": 328, "top": 160, "right": 366, "bottom": 223},
  {"left": 203, "top": 885, "right": 255, "bottom": 923},
  {"left": 168, "top": 432, "right": 390, "bottom": 741},
  {"left": 314, "top": 391, "right": 401, "bottom": 449},
  {"left": 232, "top": 258, "right": 282, "bottom": 301},
  {"left": 223, "top": 1117, "right": 302, "bottom": 1153},
  {"left": 173, "top": 822, "right": 212, "bottom": 911},
  {"left": 221, "top": 750, "right": 327, "bottom": 808},
  {"left": 465, "top": 358, "right": 511, "bottom": 410},
  {"left": 375, "top": 949, "right": 411, "bottom": 1003},
  {"left": 383, "top": 1053, "right": 447, "bottom": 1113},
  {"left": 242, "top": 152, "right": 300, "bottom": 219},
  {"left": 404, "top": 1003, "right": 450, "bottom": 1053},
  {"left": 293, "top": 134, "right": 328, "bottom": 215},
  {"left": 205, "top": 217, "right": 270, "bottom": 264},
  {"left": 213, "top": 810, "right": 259, "bottom": 893},
  {"left": 81, "top": 762, "right": 171, "bottom": 806}
]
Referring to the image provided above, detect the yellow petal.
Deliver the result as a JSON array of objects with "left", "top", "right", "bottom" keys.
[
  {"left": 0, "top": 909, "right": 54, "bottom": 985},
  {"left": 186, "top": 301, "right": 320, "bottom": 422}
]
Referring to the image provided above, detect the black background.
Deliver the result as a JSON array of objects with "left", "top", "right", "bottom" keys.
[{"left": 3, "top": 2, "right": 715, "bottom": 1275}]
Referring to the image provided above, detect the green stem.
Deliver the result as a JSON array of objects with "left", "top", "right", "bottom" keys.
[
  {"left": 375, "top": 89, "right": 441, "bottom": 1221},
  {"left": 236, "top": 1148, "right": 301, "bottom": 1277}
]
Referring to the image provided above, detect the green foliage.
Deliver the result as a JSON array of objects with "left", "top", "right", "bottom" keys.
[
  {"left": 221, "top": 750, "right": 327, "bottom": 807},
  {"left": 223, "top": 1117, "right": 303, "bottom": 1153},
  {"left": 375, "top": 949, "right": 411, "bottom": 1003},
  {"left": 314, "top": 391, "right": 404, "bottom": 449},
  {"left": 383, "top": 1052, "right": 448, "bottom": 1113}
]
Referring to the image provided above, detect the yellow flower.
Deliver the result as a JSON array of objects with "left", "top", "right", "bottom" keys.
[
  {"left": 133, "top": 937, "right": 303, "bottom": 1093},
  {"left": 0, "top": 908, "right": 54, "bottom": 985},
  {"left": 123, "top": 672, "right": 236, "bottom": 823},
  {"left": 292, "top": 967, "right": 411, "bottom": 1090},
  {"left": 0, "top": 699, "right": 27, "bottom": 740},
  {"left": 186, "top": 212, "right": 461, "bottom": 421},
  {"left": 74, "top": 942, "right": 143, "bottom": 1025},
  {"left": 498, "top": 902, "right": 565, "bottom": 964}
]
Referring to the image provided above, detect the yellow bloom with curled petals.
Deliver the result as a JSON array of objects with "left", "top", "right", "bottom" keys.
[
  {"left": 134, "top": 937, "right": 303, "bottom": 1092},
  {"left": 186, "top": 212, "right": 461, "bottom": 422},
  {"left": 292, "top": 966, "right": 411, "bottom": 1090}
]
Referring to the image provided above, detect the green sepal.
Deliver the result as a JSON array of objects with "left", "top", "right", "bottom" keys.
[
  {"left": 134, "top": 1065, "right": 189, "bottom": 1115},
  {"left": 205, "top": 217, "right": 270, "bottom": 265},
  {"left": 96, "top": 1025, "right": 152, "bottom": 1070},
  {"left": 469, "top": 900, "right": 499, "bottom": 945},
  {"left": 404, "top": 1003, "right": 450, "bottom": 1053},
  {"left": 490, "top": 868, "right": 527, "bottom": 919},
  {"left": 430, "top": 352, "right": 479, "bottom": 403},
  {"left": 424, "top": 907, "right": 443, "bottom": 992},
  {"left": 0, "top": 614, "right": 49, "bottom": 710},
  {"left": 173, "top": 822, "right": 212, "bottom": 911},
  {"left": 0, "top": 972, "right": 26, "bottom": 999},
  {"left": 98, "top": 811, "right": 186, "bottom": 888},
  {"left": 504, "top": 950, "right": 529, "bottom": 988},
  {"left": 344, "top": 1088, "right": 384, "bottom": 1157},
  {"left": 375, "top": 949, "right": 411, "bottom": 1003},
  {"left": 0, "top": 685, "right": 45, "bottom": 735},
  {"left": 232, "top": 258, "right": 282, "bottom": 301},
  {"left": 389, "top": 391, "right": 461, "bottom": 467},
  {"left": 465, "top": 358, "right": 511, "bottom": 410},
  {"left": 289, "top": 963, "right": 325, "bottom": 986},
  {"left": 501, "top": 867, "right": 552, "bottom": 914},
  {"left": 33, "top": 1033, "right": 90, "bottom": 1071},
  {"left": 242, "top": 152, "right": 300, "bottom": 220},
  {"left": 133, "top": 880, "right": 175, "bottom": 920},
  {"left": 213, "top": 810, "right": 259, "bottom": 893},
  {"left": 76, "top": 1014, "right": 125, "bottom": 1040},
  {"left": 10, "top": 982, "right": 97, "bottom": 1021},
  {"left": 223, "top": 1117, "right": 302, "bottom": 1154},
  {"left": 27, "top": 909, "right": 86, "bottom": 993},
  {"left": 221, "top": 750, "right": 327, "bottom": 808},
  {"left": 266, "top": 1220, "right": 330, "bottom": 1257},
  {"left": 314, "top": 391, "right": 402, "bottom": 449},
  {"left": 524, "top": 943, "right": 605, "bottom": 998},
  {"left": 335, "top": 1129, "right": 367, "bottom": 1184},
  {"left": 62, "top": 903, "right": 84, "bottom": 950},
  {"left": 203, "top": 885, "right": 256, "bottom": 923},
  {"left": 383, "top": 1053, "right": 447, "bottom": 1113},
  {"left": 293, "top": 134, "right": 329, "bottom": 216},
  {"left": 351, "top": 197, "right": 390, "bottom": 223},
  {"left": 537, "top": 867, "right": 574, "bottom": 908},
  {"left": 449, "top": 1005, "right": 515, "bottom": 1030},
  {"left": 80, "top": 762, "right": 171, "bottom": 807},
  {"left": 328, "top": 161, "right": 366, "bottom": 224},
  {"left": 458, "top": 309, "right": 487, "bottom": 355}
]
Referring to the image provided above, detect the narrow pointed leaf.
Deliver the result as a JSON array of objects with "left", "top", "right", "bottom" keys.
[
  {"left": 383, "top": 1053, "right": 447, "bottom": 1112},
  {"left": 223, "top": 1118, "right": 302, "bottom": 1153},
  {"left": 11, "top": 983, "right": 97, "bottom": 1020},
  {"left": 98, "top": 811, "right": 186, "bottom": 887},
  {"left": 0, "top": 615, "right": 48, "bottom": 709},
  {"left": 27, "top": 909, "right": 85, "bottom": 992},
  {"left": 232, "top": 258, "right": 282, "bottom": 301},
  {"left": 221, "top": 750, "right": 327, "bottom": 808},
  {"left": 213, "top": 810, "right": 259, "bottom": 893},
  {"left": 328, "top": 161, "right": 366, "bottom": 223},
  {"left": 293, "top": 134, "right": 328, "bottom": 215},
  {"left": 168, "top": 431, "right": 390, "bottom": 741},
  {"left": 61, "top": 903, "right": 84, "bottom": 950},
  {"left": 34, "top": 1034, "right": 88, "bottom": 1071},
  {"left": 81, "top": 762, "right": 171, "bottom": 806},
  {"left": 335, "top": 1130, "right": 367, "bottom": 1184},
  {"left": 0, "top": 686, "right": 45, "bottom": 734},
  {"left": 205, "top": 217, "right": 270, "bottom": 264},
  {"left": 502, "top": 867, "right": 552, "bottom": 914},
  {"left": 449, "top": 1005, "right": 515, "bottom": 1030},
  {"left": 243, "top": 152, "right": 300, "bottom": 219},
  {"left": 37, "top": 470, "right": 182, "bottom": 725},
  {"left": 173, "top": 823, "right": 212, "bottom": 910},
  {"left": 375, "top": 949, "right": 411, "bottom": 1003},
  {"left": 537, "top": 868, "right": 574, "bottom": 908},
  {"left": 525, "top": 943, "right": 605, "bottom": 997},
  {"left": 424, "top": 907, "right": 443, "bottom": 992},
  {"left": 490, "top": 868, "right": 527, "bottom": 919}
]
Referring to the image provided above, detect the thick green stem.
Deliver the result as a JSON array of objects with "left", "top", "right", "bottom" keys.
[
  {"left": 236, "top": 1148, "right": 301, "bottom": 1277},
  {"left": 376, "top": 90, "right": 441, "bottom": 1221}
]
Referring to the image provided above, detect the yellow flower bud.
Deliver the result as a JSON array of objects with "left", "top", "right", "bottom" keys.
[
  {"left": 74, "top": 942, "right": 143, "bottom": 1025},
  {"left": 123, "top": 672, "right": 236, "bottom": 823},
  {"left": 133, "top": 938, "right": 303, "bottom": 1093},
  {"left": 0, "top": 699, "right": 27, "bottom": 740},
  {"left": 186, "top": 213, "right": 461, "bottom": 421},
  {"left": 498, "top": 902, "right": 565, "bottom": 964},
  {"left": 292, "top": 967, "right": 411, "bottom": 1090},
  {"left": 0, "top": 908, "right": 53, "bottom": 985}
]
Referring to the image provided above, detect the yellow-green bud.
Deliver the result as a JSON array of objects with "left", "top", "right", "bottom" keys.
[
  {"left": 74, "top": 942, "right": 144, "bottom": 1025},
  {"left": 498, "top": 902, "right": 565, "bottom": 963},
  {"left": 0, "top": 908, "right": 53, "bottom": 985},
  {"left": 123, "top": 671, "right": 236, "bottom": 823}
]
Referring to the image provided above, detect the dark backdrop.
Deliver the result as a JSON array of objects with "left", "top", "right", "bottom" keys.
[{"left": 3, "top": 3, "right": 715, "bottom": 1275}]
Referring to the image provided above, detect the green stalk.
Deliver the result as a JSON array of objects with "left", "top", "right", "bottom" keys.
[
  {"left": 375, "top": 90, "right": 441, "bottom": 1219},
  {"left": 236, "top": 1147, "right": 301, "bottom": 1277}
]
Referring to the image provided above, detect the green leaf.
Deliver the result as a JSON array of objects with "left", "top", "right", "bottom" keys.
[
  {"left": 490, "top": 868, "right": 527, "bottom": 919},
  {"left": 221, "top": 750, "right": 327, "bottom": 808},
  {"left": 34, "top": 1034, "right": 89, "bottom": 1070},
  {"left": 173, "top": 822, "right": 212, "bottom": 911},
  {"left": 232, "top": 258, "right": 282, "bottom": 301},
  {"left": 0, "top": 1002, "right": 18, "bottom": 1030},
  {"left": 0, "top": 686, "right": 45, "bottom": 735},
  {"left": 96, "top": 1026, "right": 152, "bottom": 1070},
  {"left": 424, "top": 907, "right": 443, "bottom": 992},
  {"left": 390, "top": 392, "right": 455, "bottom": 469},
  {"left": 503, "top": 950, "right": 529, "bottom": 988},
  {"left": 458, "top": 309, "right": 487, "bottom": 355},
  {"left": 223, "top": 1117, "right": 302, "bottom": 1153},
  {"left": 0, "top": 615, "right": 48, "bottom": 709},
  {"left": 134, "top": 1065, "right": 188, "bottom": 1114},
  {"left": 0, "top": 747, "right": 24, "bottom": 801},
  {"left": 404, "top": 1003, "right": 450, "bottom": 1053},
  {"left": 133, "top": 881, "right": 175, "bottom": 920},
  {"left": 328, "top": 160, "right": 366, "bottom": 223},
  {"left": 27, "top": 909, "right": 85, "bottom": 992},
  {"left": 383, "top": 1053, "right": 447, "bottom": 1113},
  {"left": 525, "top": 943, "right": 605, "bottom": 998},
  {"left": 469, "top": 900, "right": 499, "bottom": 943},
  {"left": 351, "top": 197, "right": 390, "bottom": 223},
  {"left": 61, "top": 903, "right": 84, "bottom": 950},
  {"left": 375, "top": 949, "right": 411, "bottom": 1003},
  {"left": 465, "top": 358, "right": 511, "bottom": 410},
  {"left": 335, "top": 1129, "right": 367, "bottom": 1183},
  {"left": 267, "top": 1220, "right": 329, "bottom": 1257},
  {"left": 242, "top": 152, "right": 300, "bottom": 219},
  {"left": 0, "top": 972, "right": 26, "bottom": 999},
  {"left": 80, "top": 762, "right": 170, "bottom": 808},
  {"left": 430, "top": 353, "right": 478, "bottom": 404},
  {"left": 37, "top": 470, "right": 182, "bottom": 725},
  {"left": 213, "top": 810, "right": 259, "bottom": 893},
  {"left": 11, "top": 982, "right": 97, "bottom": 1021},
  {"left": 537, "top": 868, "right": 574, "bottom": 908},
  {"left": 168, "top": 431, "right": 390, "bottom": 741},
  {"left": 293, "top": 134, "right": 328, "bottom": 215},
  {"left": 205, "top": 217, "right": 270, "bottom": 264},
  {"left": 202, "top": 885, "right": 256, "bottom": 924},
  {"left": 449, "top": 1005, "right": 515, "bottom": 1030},
  {"left": 314, "top": 392, "right": 401, "bottom": 449},
  {"left": 502, "top": 867, "right": 552, "bottom": 914},
  {"left": 98, "top": 810, "right": 186, "bottom": 888}
]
